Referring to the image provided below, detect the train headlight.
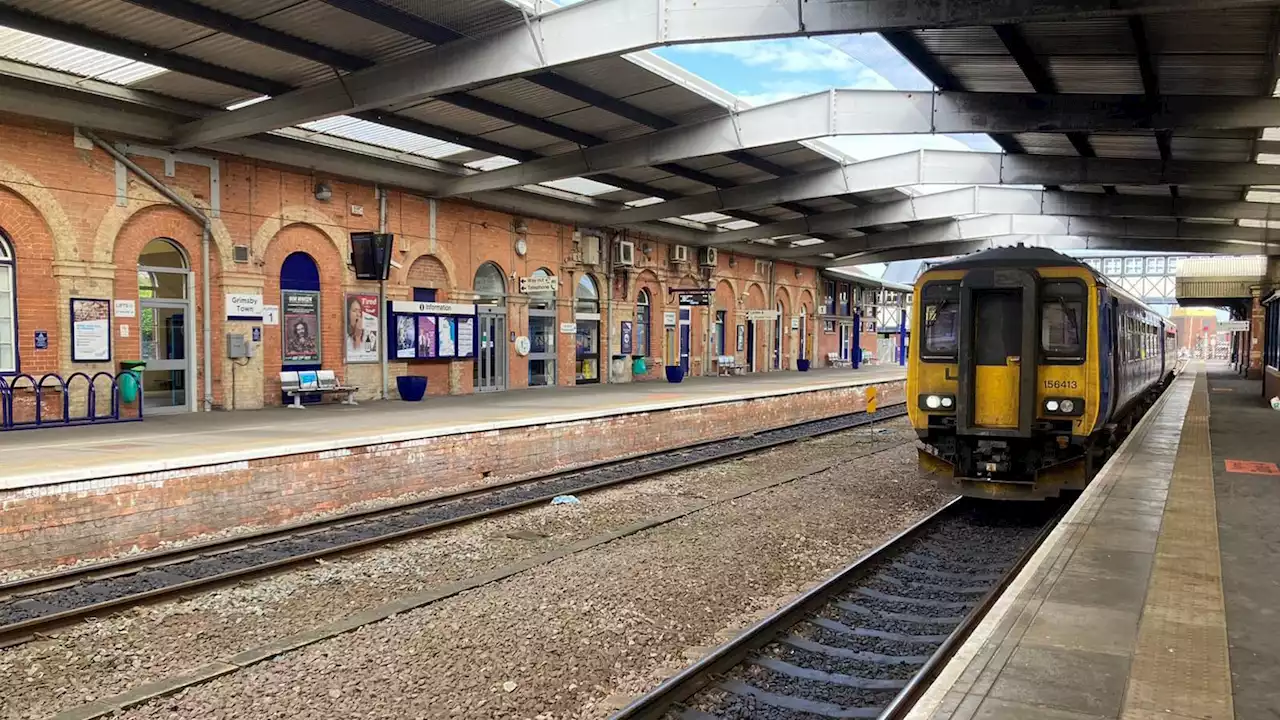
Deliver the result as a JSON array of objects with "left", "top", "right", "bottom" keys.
[
  {"left": 940, "top": 396, "right": 954, "bottom": 409},
  {"left": 1059, "top": 399, "right": 1075, "bottom": 414},
  {"left": 1043, "top": 397, "right": 1084, "bottom": 416},
  {"left": 918, "top": 394, "right": 955, "bottom": 412},
  {"left": 925, "top": 395, "right": 942, "bottom": 409},
  {"left": 1045, "top": 400, "right": 1060, "bottom": 412}
]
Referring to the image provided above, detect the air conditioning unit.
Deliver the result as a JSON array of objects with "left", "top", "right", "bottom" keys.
[
  {"left": 671, "top": 244, "right": 690, "bottom": 264},
  {"left": 579, "top": 234, "right": 601, "bottom": 266},
  {"left": 615, "top": 240, "right": 635, "bottom": 267},
  {"left": 699, "top": 247, "right": 718, "bottom": 267}
]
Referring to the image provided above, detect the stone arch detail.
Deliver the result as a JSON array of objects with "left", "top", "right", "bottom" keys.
[
  {"left": 403, "top": 254, "right": 454, "bottom": 294},
  {"left": 0, "top": 159, "right": 78, "bottom": 262},
  {"left": 745, "top": 282, "right": 767, "bottom": 308},
  {"left": 251, "top": 207, "right": 350, "bottom": 282},
  {"left": 94, "top": 180, "right": 233, "bottom": 265},
  {"left": 629, "top": 269, "right": 663, "bottom": 301},
  {"left": 398, "top": 249, "right": 457, "bottom": 290}
]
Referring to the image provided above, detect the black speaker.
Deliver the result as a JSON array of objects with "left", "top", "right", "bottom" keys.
[{"left": 350, "top": 232, "right": 394, "bottom": 281}]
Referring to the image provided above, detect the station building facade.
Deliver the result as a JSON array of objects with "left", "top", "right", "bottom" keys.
[{"left": 0, "top": 116, "right": 824, "bottom": 416}]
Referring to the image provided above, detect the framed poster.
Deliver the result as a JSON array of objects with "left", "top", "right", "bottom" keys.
[
  {"left": 416, "top": 315, "right": 437, "bottom": 359},
  {"left": 70, "top": 298, "right": 111, "bottom": 362},
  {"left": 395, "top": 315, "right": 417, "bottom": 359},
  {"left": 620, "top": 321, "right": 633, "bottom": 355},
  {"left": 282, "top": 290, "right": 320, "bottom": 365},
  {"left": 736, "top": 324, "right": 746, "bottom": 352},
  {"left": 437, "top": 316, "right": 457, "bottom": 358},
  {"left": 456, "top": 316, "right": 475, "bottom": 358},
  {"left": 344, "top": 293, "right": 380, "bottom": 363}
]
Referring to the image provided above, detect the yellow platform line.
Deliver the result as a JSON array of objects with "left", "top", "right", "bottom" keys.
[{"left": 1122, "top": 370, "right": 1233, "bottom": 720}]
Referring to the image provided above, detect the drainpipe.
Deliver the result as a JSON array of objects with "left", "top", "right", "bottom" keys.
[
  {"left": 377, "top": 185, "right": 389, "bottom": 399},
  {"left": 83, "top": 130, "right": 214, "bottom": 412}
]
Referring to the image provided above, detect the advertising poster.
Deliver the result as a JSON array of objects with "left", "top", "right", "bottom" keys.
[
  {"left": 416, "top": 315, "right": 437, "bottom": 359},
  {"left": 282, "top": 290, "right": 320, "bottom": 364},
  {"left": 736, "top": 324, "right": 746, "bottom": 352},
  {"left": 620, "top": 321, "right": 633, "bottom": 355},
  {"left": 456, "top": 317, "right": 475, "bottom": 358},
  {"left": 437, "top": 317, "right": 457, "bottom": 358},
  {"left": 344, "top": 293, "right": 380, "bottom": 363},
  {"left": 71, "top": 298, "right": 111, "bottom": 362},
  {"left": 396, "top": 316, "right": 416, "bottom": 359}
]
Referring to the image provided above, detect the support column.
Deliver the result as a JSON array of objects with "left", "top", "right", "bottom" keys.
[{"left": 1249, "top": 290, "right": 1264, "bottom": 380}]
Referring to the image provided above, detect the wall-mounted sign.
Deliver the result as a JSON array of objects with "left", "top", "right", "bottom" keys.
[
  {"left": 349, "top": 231, "right": 393, "bottom": 281},
  {"left": 514, "top": 336, "right": 532, "bottom": 356},
  {"left": 677, "top": 293, "right": 711, "bottom": 306},
  {"left": 119, "top": 324, "right": 130, "bottom": 338},
  {"left": 736, "top": 324, "right": 745, "bottom": 352},
  {"left": 663, "top": 311, "right": 677, "bottom": 326},
  {"left": 457, "top": 317, "right": 475, "bottom": 358},
  {"left": 391, "top": 301, "right": 477, "bottom": 316},
  {"left": 560, "top": 322, "right": 577, "bottom": 334},
  {"left": 226, "top": 293, "right": 264, "bottom": 321},
  {"left": 262, "top": 305, "right": 279, "bottom": 326},
  {"left": 34, "top": 330, "right": 48, "bottom": 350},
  {"left": 790, "top": 317, "right": 800, "bottom": 330},
  {"left": 1220, "top": 320, "right": 1249, "bottom": 332},
  {"left": 252, "top": 327, "right": 262, "bottom": 342},
  {"left": 745, "top": 309, "right": 780, "bottom": 321},
  {"left": 344, "top": 293, "right": 380, "bottom": 363},
  {"left": 70, "top": 298, "right": 111, "bottom": 362},
  {"left": 282, "top": 290, "right": 320, "bottom": 365},
  {"left": 519, "top": 275, "right": 558, "bottom": 294},
  {"left": 114, "top": 300, "right": 136, "bottom": 318},
  {"left": 620, "top": 321, "right": 633, "bottom": 355}
]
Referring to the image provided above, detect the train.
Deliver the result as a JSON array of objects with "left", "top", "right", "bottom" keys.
[{"left": 906, "top": 246, "right": 1177, "bottom": 500}]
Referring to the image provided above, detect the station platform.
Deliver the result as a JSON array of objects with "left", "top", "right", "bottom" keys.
[
  {"left": 908, "top": 362, "right": 1280, "bottom": 720},
  {"left": 0, "top": 366, "right": 905, "bottom": 571}
]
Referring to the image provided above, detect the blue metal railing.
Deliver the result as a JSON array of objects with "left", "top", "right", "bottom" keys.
[{"left": 0, "top": 371, "right": 144, "bottom": 431}]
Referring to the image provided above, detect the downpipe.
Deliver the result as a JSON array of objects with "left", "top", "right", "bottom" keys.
[
  {"left": 377, "top": 185, "right": 389, "bottom": 400},
  {"left": 82, "top": 129, "right": 215, "bottom": 412}
]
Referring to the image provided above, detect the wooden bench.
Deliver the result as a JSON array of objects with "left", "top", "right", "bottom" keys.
[
  {"left": 827, "top": 352, "right": 852, "bottom": 369},
  {"left": 280, "top": 370, "right": 359, "bottom": 409},
  {"left": 715, "top": 355, "right": 745, "bottom": 376}
]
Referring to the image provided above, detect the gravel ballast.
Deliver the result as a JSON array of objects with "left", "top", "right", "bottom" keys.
[{"left": 2, "top": 420, "right": 943, "bottom": 720}]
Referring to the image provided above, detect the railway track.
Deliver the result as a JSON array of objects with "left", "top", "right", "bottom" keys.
[
  {"left": 613, "top": 497, "right": 1064, "bottom": 720},
  {"left": 0, "top": 403, "right": 907, "bottom": 648}
]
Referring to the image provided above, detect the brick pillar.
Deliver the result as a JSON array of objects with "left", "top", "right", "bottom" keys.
[{"left": 1249, "top": 290, "right": 1264, "bottom": 380}]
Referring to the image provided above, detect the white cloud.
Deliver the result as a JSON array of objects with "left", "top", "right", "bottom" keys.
[{"left": 677, "top": 38, "right": 861, "bottom": 74}]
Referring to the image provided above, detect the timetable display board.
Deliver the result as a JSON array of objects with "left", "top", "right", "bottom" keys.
[{"left": 387, "top": 301, "right": 477, "bottom": 360}]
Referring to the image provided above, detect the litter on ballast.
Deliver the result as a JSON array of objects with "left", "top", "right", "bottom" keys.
[{"left": 551, "top": 495, "right": 581, "bottom": 505}]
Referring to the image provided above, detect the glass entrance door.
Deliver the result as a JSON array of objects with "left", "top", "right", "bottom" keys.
[
  {"left": 476, "top": 310, "right": 507, "bottom": 393},
  {"left": 139, "top": 301, "right": 191, "bottom": 411},
  {"left": 678, "top": 307, "right": 691, "bottom": 374},
  {"left": 528, "top": 310, "right": 556, "bottom": 386}
]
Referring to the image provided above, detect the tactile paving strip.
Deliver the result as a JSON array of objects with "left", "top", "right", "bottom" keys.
[{"left": 1122, "top": 372, "right": 1234, "bottom": 720}]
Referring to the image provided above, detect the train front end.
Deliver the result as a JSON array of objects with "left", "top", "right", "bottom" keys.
[{"left": 906, "top": 248, "right": 1102, "bottom": 500}]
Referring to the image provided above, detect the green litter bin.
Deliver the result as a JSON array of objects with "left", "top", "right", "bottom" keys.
[
  {"left": 119, "top": 360, "right": 146, "bottom": 404},
  {"left": 631, "top": 356, "right": 647, "bottom": 376}
]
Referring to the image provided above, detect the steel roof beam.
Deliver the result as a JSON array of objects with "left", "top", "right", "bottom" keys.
[
  {"left": 437, "top": 90, "right": 1280, "bottom": 196},
  {"left": 173, "top": 0, "right": 1280, "bottom": 146},
  {"left": 820, "top": 235, "right": 1276, "bottom": 265},
  {"left": 768, "top": 214, "right": 1280, "bottom": 258},
  {"left": 709, "top": 186, "right": 1280, "bottom": 246},
  {"left": 604, "top": 150, "right": 1280, "bottom": 224}
]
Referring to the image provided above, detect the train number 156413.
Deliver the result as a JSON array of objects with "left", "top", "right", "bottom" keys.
[{"left": 1043, "top": 379, "right": 1078, "bottom": 390}]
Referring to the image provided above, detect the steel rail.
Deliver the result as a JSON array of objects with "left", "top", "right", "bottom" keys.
[
  {"left": 0, "top": 404, "right": 906, "bottom": 647},
  {"left": 610, "top": 497, "right": 1064, "bottom": 720}
]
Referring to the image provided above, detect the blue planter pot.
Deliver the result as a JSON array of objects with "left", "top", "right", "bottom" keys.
[
  {"left": 396, "top": 375, "right": 428, "bottom": 401},
  {"left": 665, "top": 366, "right": 685, "bottom": 384},
  {"left": 797, "top": 359, "right": 811, "bottom": 372}
]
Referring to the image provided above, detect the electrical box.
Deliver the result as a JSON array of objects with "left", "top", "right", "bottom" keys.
[{"left": 227, "top": 332, "right": 252, "bottom": 359}]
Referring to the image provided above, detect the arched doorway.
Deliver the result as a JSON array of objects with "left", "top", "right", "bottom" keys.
[
  {"left": 527, "top": 267, "right": 557, "bottom": 387},
  {"left": 473, "top": 262, "right": 508, "bottom": 393},
  {"left": 280, "top": 251, "right": 322, "bottom": 404},
  {"left": 574, "top": 274, "right": 601, "bottom": 384},
  {"left": 0, "top": 232, "right": 15, "bottom": 374},
  {"left": 138, "top": 238, "right": 194, "bottom": 412}
]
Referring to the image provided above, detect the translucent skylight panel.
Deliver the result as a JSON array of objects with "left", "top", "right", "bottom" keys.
[
  {"left": 295, "top": 115, "right": 470, "bottom": 158},
  {"left": 466, "top": 156, "right": 520, "bottom": 171},
  {"left": 535, "top": 177, "right": 620, "bottom": 196},
  {"left": 0, "top": 26, "right": 165, "bottom": 84}
]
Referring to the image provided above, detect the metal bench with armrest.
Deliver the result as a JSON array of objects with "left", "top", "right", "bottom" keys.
[{"left": 279, "top": 370, "right": 359, "bottom": 409}]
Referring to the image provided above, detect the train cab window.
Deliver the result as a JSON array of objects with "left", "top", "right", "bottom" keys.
[
  {"left": 1041, "top": 281, "right": 1085, "bottom": 363},
  {"left": 921, "top": 282, "right": 960, "bottom": 360}
]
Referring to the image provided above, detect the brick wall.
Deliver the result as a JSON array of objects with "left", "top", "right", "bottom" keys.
[
  {"left": 0, "top": 117, "right": 828, "bottom": 411},
  {"left": 0, "top": 379, "right": 905, "bottom": 570}
]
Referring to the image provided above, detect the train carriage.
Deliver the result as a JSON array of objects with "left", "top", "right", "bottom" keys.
[{"left": 906, "top": 246, "right": 1176, "bottom": 500}]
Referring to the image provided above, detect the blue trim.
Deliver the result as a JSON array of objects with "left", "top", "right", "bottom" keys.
[
  {"left": 0, "top": 229, "right": 18, "bottom": 376},
  {"left": 281, "top": 251, "right": 321, "bottom": 291}
]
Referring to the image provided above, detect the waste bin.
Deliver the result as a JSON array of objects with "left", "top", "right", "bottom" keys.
[
  {"left": 631, "top": 356, "right": 647, "bottom": 377},
  {"left": 118, "top": 360, "right": 146, "bottom": 404}
]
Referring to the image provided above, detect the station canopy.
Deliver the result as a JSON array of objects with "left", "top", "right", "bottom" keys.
[{"left": 2, "top": 0, "right": 1280, "bottom": 266}]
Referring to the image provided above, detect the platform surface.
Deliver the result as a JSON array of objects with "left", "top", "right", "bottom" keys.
[
  {"left": 0, "top": 365, "right": 905, "bottom": 491},
  {"left": 908, "top": 362, "right": 1279, "bottom": 720}
]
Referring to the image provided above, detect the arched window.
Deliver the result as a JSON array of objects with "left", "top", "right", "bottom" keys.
[
  {"left": 635, "top": 288, "right": 651, "bottom": 357},
  {"left": 138, "top": 238, "right": 189, "bottom": 299},
  {"left": 575, "top": 275, "right": 601, "bottom": 384},
  {"left": 529, "top": 267, "right": 556, "bottom": 310},
  {"left": 0, "top": 233, "right": 15, "bottom": 373},
  {"left": 575, "top": 274, "right": 599, "bottom": 313},
  {"left": 474, "top": 262, "right": 506, "bottom": 305},
  {"left": 281, "top": 251, "right": 321, "bottom": 367}
]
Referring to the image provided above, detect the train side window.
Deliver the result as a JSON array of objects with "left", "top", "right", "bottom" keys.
[
  {"left": 921, "top": 282, "right": 959, "bottom": 361},
  {"left": 1041, "top": 281, "right": 1086, "bottom": 363}
]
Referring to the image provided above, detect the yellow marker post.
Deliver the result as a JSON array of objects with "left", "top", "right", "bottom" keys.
[{"left": 866, "top": 386, "right": 878, "bottom": 414}]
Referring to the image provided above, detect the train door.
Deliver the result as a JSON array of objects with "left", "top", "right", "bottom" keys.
[{"left": 971, "top": 290, "right": 1025, "bottom": 429}]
